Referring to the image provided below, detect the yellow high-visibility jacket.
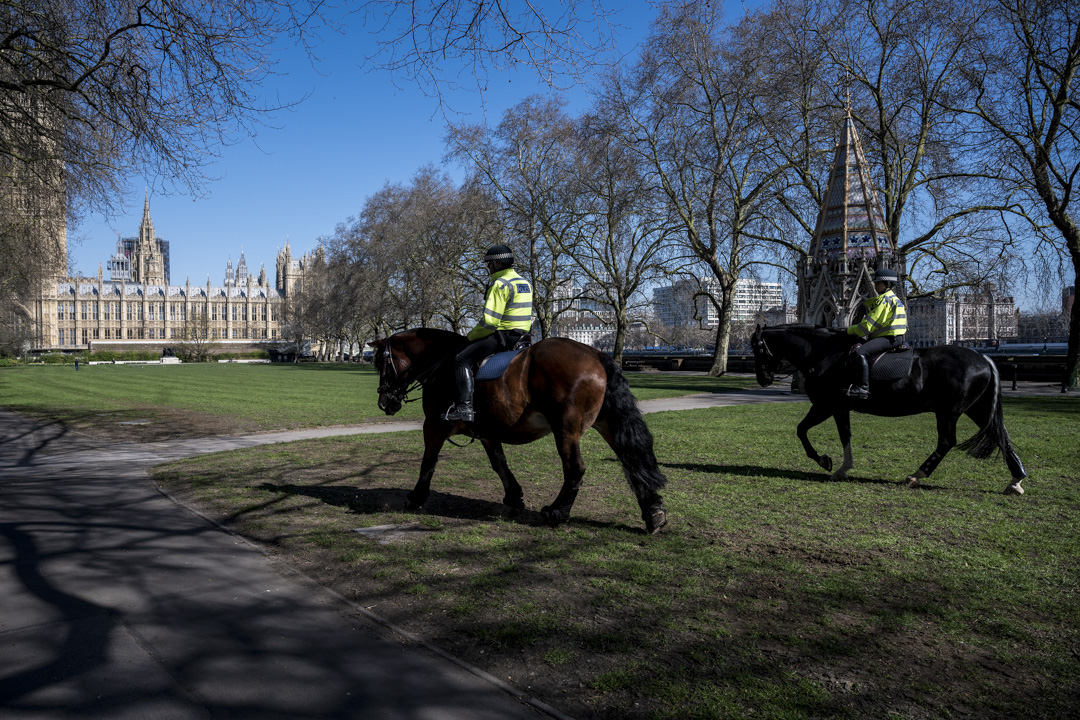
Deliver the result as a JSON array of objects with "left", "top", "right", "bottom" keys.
[
  {"left": 847, "top": 289, "right": 907, "bottom": 339},
  {"left": 467, "top": 268, "right": 533, "bottom": 341}
]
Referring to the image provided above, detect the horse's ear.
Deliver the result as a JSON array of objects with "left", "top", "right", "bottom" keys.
[{"left": 367, "top": 338, "right": 382, "bottom": 348}]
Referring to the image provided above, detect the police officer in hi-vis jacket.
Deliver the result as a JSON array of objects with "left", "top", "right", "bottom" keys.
[
  {"left": 845, "top": 268, "right": 907, "bottom": 400},
  {"left": 443, "top": 245, "right": 534, "bottom": 422}
]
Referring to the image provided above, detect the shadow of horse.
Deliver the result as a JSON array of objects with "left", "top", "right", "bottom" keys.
[
  {"left": 661, "top": 461, "right": 921, "bottom": 488},
  {"left": 256, "top": 482, "right": 643, "bottom": 533}
]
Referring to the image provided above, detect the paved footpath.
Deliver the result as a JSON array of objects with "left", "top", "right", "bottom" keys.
[{"left": 0, "top": 380, "right": 1067, "bottom": 719}]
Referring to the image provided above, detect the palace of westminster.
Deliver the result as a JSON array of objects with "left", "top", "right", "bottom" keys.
[{"left": 36, "top": 195, "right": 318, "bottom": 353}]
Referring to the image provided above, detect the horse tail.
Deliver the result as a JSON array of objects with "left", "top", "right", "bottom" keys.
[
  {"left": 957, "top": 356, "right": 1011, "bottom": 460},
  {"left": 597, "top": 353, "right": 668, "bottom": 494}
]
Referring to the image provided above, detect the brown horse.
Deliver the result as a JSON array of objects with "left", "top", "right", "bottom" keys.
[{"left": 369, "top": 328, "right": 669, "bottom": 533}]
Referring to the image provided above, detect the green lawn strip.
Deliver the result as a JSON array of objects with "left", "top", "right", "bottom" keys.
[
  {"left": 0, "top": 363, "right": 755, "bottom": 432},
  {"left": 153, "top": 398, "right": 1080, "bottom": 720}
]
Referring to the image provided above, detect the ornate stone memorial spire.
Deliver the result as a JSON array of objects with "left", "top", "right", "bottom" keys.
[{"left": 797, "top": 111, "right": 906, "bottom": 328}]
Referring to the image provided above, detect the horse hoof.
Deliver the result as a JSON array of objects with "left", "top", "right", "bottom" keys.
[
  {"left": 829, "top": 470, "right": 847, "bottom": 482},
  {"left": 645, "top": 509, "right": 668, "bottom": 535},
  {"left": 540, "top": 506, "right": 568, "bottom": 527},
  {"left": 906, "top": 475, "right": 921, "bottom": 489},
  {"left": 819, "top": 455, "right": 833, "bottom": 472},
  {"left": 1004, "top": 482, "right": 1025, "bottom": 496},
  {"left": 405, "top": 492, "right": 428, "bottom": 511}
]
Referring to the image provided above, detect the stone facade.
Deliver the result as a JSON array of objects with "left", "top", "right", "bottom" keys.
[
  {"left": 35, "top": 200, "right": 318, "bottom": 354},
  {"left": 906, "top": 288, "right": 1018, "bottom": 347}
]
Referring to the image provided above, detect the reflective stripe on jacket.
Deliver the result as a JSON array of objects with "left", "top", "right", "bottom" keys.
[
  {"left": 467, "top": 268, "right": 534, "bottom": 341},
  {"left": 847, "top": 289, "right": 907, "bottom": 339}
]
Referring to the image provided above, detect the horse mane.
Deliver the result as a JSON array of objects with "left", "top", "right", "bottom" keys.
[
  {"left": 772, "top": 323, "right": 846, "bottom": 339},
  {"left": 765, "top": 323, "right": 853, "bottom": 375}
]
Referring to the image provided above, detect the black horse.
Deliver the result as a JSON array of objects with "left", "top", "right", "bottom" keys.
[
  {"left": 751, "top": 324, "right": 1027, "bottom": 494},
  {"left": 369, "top": 329, "right": 668, "bottom": 533}
]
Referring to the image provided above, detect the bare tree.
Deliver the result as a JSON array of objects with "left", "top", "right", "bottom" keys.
[
  {"left": 568, "top": 112, "right": 674, "bottom": 363},
  {"left": 955, "top": 0, "right": 1080, "bottom": 386},
  {"left": 804, "top": 0, "right": 1018, "bottom": 295},
  {"left": 332, "top": 166, "right": 485, "bottom": 337},
  {"left": 447, "top": 96, "right": 586, "bottom": 339},
  {"left": 355, "top": 0, "right": 621, "bottom": 106},
  {"left": 605, "top": 2, "right": 792, "bottom": 375},
  {"left": 176, "top": 308, "right": 212, "bottom": 363}
]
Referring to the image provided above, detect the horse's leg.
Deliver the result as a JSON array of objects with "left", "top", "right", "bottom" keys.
[
  {"left": 962, "top": 392, "right": 1028, "bottom": 495},
  {"left": 830, "top": 409, "right": 855, "bottom": 481},
  {"left": 907, "top": 412, "right": 957, "bottom": 489},
  {"left": 1002, "top": 444, "right": 1027, "bottom": 495},
  {"left": 406, "top": 421, "right": 449, "bottom": 510},
  {"left": 797, "top": 403, "right": 836, "bottom": 473},
  {"left": 480, "top": 438, "right": 526, "bottom": 515},
  {"left": 593, "top": 423, "right": 667, "bottom": 535},
  {"left": 540, "top": 429, "right": 586, "bottom": 528}
]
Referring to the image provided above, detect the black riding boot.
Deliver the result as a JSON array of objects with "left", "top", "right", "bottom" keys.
[
  {"left": 444, "top": 364, "right": 475, "bottom": 422},
  {"left": 846, "top": 354, "right": 870, "bottom": 399}
]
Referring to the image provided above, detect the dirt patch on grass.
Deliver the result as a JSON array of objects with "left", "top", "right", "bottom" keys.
[{"left": 57, "top": 407, "right": 268, "bottom": 442}]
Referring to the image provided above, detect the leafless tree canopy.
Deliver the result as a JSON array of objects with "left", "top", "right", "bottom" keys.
[{"left": 356, "top": 0, "right": 621, "bottom": 104}]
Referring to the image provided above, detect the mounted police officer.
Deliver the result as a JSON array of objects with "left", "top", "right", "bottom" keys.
[
  {"left": 444, "top": 245, "right": 534, "bottom": 422},
  {"left": 845, "top": 267, "right": 907, "bottom": 400}
]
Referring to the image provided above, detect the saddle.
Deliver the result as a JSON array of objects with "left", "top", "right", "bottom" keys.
[
  {"left": 869, "top": 344, "right": 914, "bottom": 383},
  {"left": 476, "top": 333, "right": 533, "bottom": 381}
]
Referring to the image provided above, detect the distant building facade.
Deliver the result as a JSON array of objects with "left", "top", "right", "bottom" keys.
[
  {"left": 35, "top": 199, "right": 319, "bottom": 354},
  {"left": 652, "top": 276, "right": 784, "bottom": 328},
  {"left": 906, "top": 286, "right": 1018, "bottom": 347}
]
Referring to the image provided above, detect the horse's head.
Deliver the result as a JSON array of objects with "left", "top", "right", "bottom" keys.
[
  {"left": 369, "top": 336, "right": 410, "bottom": 415},
  {"left": 750, "top": 324, "right": 782, "bottom": 387}
]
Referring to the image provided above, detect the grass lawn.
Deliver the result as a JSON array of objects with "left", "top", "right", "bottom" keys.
[
  {"left": 0, "top": 362, "right": 755, "bottom": 438},
  {"left": 151, "top": 395, "right": 1080, "bottom": 720}
]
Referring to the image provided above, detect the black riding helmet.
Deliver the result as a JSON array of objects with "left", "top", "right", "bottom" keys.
[{"left": 484, "top": 244, "right": 514, "bottom": 270}]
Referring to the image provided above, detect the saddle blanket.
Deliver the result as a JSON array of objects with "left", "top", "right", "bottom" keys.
[
  {"left": 476, "top": 350, "right": 521, "bottom": 381},
  {"left": 870, "top": 348, "right": 914, "bottom": 384}
]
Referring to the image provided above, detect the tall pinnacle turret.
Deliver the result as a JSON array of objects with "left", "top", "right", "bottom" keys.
[
  {"left": 796, "top": 110, "right": 906, "bottom": 329},
  {"left": 808, "top": 113, "right": 893, "bottom": 265}
]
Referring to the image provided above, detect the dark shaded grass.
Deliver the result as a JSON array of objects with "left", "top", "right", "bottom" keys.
[{"left": 154, "top": 396, "right": 1080, "bottom": 720}]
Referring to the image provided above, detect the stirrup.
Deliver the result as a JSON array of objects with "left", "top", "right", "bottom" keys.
[
  {"left": 845, "top": 385, "right": 870, "bottom": 400},
  {"left": 443, "top": 403, "right": 474, "bottom": 422}
]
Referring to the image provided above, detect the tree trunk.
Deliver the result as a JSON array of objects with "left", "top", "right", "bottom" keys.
[{"left": 1067, "top": 248, "right": 1080, "bottom": 389}]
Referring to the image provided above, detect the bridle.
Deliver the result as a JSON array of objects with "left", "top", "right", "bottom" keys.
[
  {"left": 752, "top": 330, "right": 794, "bottom": 383},
  {"left": 375, "top": 338, "right": 447, "bottom": 407}
]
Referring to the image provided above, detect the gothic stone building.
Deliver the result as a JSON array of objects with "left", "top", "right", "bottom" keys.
[{"left": 36, "top": 197, "right": 319, "bottom": 355}]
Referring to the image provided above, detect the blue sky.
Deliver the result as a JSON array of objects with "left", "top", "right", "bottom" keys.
[{"left": 68, "top": 4, "right": 663, "bottom": 287}]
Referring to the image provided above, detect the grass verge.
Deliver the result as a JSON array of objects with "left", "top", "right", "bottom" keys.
[{"left": 153, "top": 396, "right": 1080, "bottom": 720}]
